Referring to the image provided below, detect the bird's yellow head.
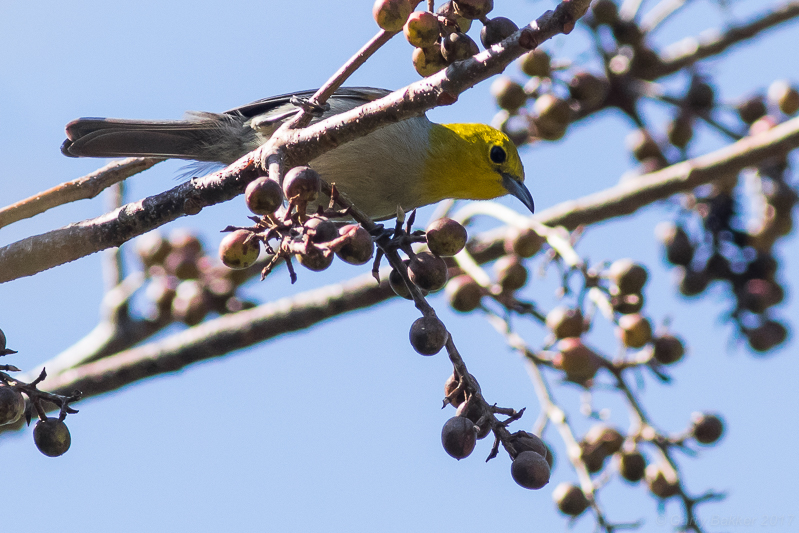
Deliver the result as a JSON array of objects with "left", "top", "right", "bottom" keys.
[{"left": 423, "top": 123, "right": 533, "bottom": 213}]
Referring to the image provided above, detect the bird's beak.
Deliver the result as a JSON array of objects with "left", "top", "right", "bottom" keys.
[{"left": 502, "top": 173, "right": 535, "bottom": 214}]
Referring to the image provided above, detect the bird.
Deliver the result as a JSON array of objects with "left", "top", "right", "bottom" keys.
[{"left": 61, "top": 87, "right": 534, "bottom": 221}]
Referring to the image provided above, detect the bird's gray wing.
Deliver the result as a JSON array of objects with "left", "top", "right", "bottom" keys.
[{"left": 226, "top": 87, "right": 392, "bottom": 119}]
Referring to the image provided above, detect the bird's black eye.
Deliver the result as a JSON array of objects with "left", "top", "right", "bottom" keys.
[{"left": 490, "top": 145, "right": 507, "bottom": 164}]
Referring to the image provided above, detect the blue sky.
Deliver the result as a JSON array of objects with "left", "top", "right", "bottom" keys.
[{"left": 1, "top": 1, "right": 798, "bottom": 531}]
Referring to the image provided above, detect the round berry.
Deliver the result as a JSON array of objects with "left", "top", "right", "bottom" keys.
[
  {"left": 553, "top": 483, "right": 590, "bottom": 516},
  {"left": 652, "top": 334, "right": 685, "bottom": 365},
  {"left": 303, "top": 217, "right": 338, "bottom": 244},
  {"left": 452, "top": 0, "right": 493, "bottom": 19},
  {"left": 553, "top": 338, "right": 601, "bottom": 383},
  {"left": 335, "top": 225, "right": 374, "bottom": 265},
  {"left": 656, "top": 222, "right": 694, "bottom": 267},
  {"left": 33, "top": 418, "right": 71, "bottom": 457},
  {"left": 494, "top": 255, "right": 528, "bottom": 293},
  {"left": 491, "top": 77, "right": 528, "bottom": 113},
  {"left": 409, "top": 316, "right": 448, "bottom": 355},
  {"left": 296, "top": 248, "right": 334, "bottom": 272},
  {"left": 768, "top": 80, "right": 799, "bottom": 115},
  {"left": 509, "top": 431, "right": 547, "bottom": 459},
  {"left": 519, "top": 49, "right": 551, "bottom": 78},
  {"left": 426, "top": 218, "right": 467, "bottom": 257},
  {"left": 412, "top": 45, "right": 449, "bottom": 77},
  {"left": 504, "top": 227, "right": 545, "bottom": 258},
  {"left": 591, "top": 0, "right": 618, "bottom": 25},
  {"left": 283, "top": 166, "right": 321, "bottom": 203},
  {"left": 404, "top": 11, "right": 439, "bottom": 48},
  {"left": 746, "top": 320, "right": 788, "bottom": 352},
  {"left": 373, "top": 0, "right": 414, "bottom": 32},
  {"left": 245, "top": 177, "right": 283, "bottom": 215},
  {"left": 445, "top": 275, "right": 483, "bottom": 313},
  {"left": 441, "top": 416, "right": 477, "bottom": 459},
  {"left": 626, "top": 129, "right": 662, "bottom": 163},
  {"left": 569, "top": 72, "right": 610, "bottom": 109},
  {"left": 608, "top": 259, "right": 648, "bottom": 295},
  {"left": 736, "top": 96, "right": 767, "bottom": 124},
  {"left": 546, "top": 307, "right": 584, "bottom": 339},
  {"left": 511, "top": 450, "right": 550, "bottom": 489},
  {"left": 691, "top": 412, "right": 724, "bottom": 445},
  {"left": 408, "top": 252, "right": 449, "bottom": 292},
  {"left": 389, "top": 263, "right": 414, "bottom": 300},
  {"left": 437, "top": 1, "right": 472, "bottom": 32},
  {"left": 219, "top": 230, "right": 260, "bottom": 270},
  {"left": 646, "top": 464, "right": 680, "bottom": 498},
  {"left": 0, "top": 386, "right": 25, "bottom": 426},
  {"left": 480, "top": 16, "right": 518, "bottom": 48},
  {"left": 136, "top": 231, "right": 171, "bottom": 268},
  {"left": 619, "top": 450, "right": 646, "bottom": 482},
  {"left": 440, "top": 31, "right": 478, "bottom": 63},
  {"left": 617, "top": 314, "right": 653, "bottom": 349}
]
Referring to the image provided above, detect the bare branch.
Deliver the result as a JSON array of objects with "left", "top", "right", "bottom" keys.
[
  {"left": 537, "top": 116, "right": 799, "bottom": 228},
  {"left": 33, "top": 270, "right": 394, "bottom": 399},
  {"left": 640, "top": 0, "right": 688, "bottom": 33},
  {"left": 651, "top": 1, "right": 799, "bottom": 79},
  {"left": 102, "top": 182, "right": 127, "bottom": 290},
  {"left": 0, "top": 157, "right": 161, "bottom": 229}
]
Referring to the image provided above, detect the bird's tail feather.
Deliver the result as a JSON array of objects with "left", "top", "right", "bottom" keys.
[{"left": 61, "top": 114, "right": 248, "bottom": 163}]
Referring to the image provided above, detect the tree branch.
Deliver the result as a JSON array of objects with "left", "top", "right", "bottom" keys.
[
  {"left": 34, "top": 270, "right": 395, "bottom": 399},
  {"left": 0, "top": 157, "right": 161, "bottom": 229},
  {"left": 650, "top": 1, "right": 799, "bottom": 79}
]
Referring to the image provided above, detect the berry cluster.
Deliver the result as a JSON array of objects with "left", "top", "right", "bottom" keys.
[
  {"left": 217, "top": 167, "right": 375, "bottom": 284},
  {"left": 0, "top": 328, "right": 81, "bottom": 457},
  {"left": 221, "top": 157, "right": 544, "bottom": 488},
  {"left": 491, "top": 47, "right": 601, "bottom": 144},
  {"left": 385, "top": 217, "right": 466, "bottom": 355},
  {"left": 372, "top": 0, "right": 521, "bottom": 77},
  {"left": 440, "top": 212, "right": 726, "bottom": 522},
  {"left": 486, "top": 0, "right": 798, "bottom": 356},
  {"left": 647, "top": 78, "right": 799, "bottom": 354},
  {"left": 566, "top": 411, "right": 723, "bottom": 510},
  {"left": 441, "top": 367, "right": 552, "bottom": 490}
]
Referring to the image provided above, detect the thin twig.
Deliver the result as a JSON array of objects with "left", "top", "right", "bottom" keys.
[
  {"left": 0, "top": 157, "right": 161, "bottom": 229},
  {"left": 102, "top": 182, "right": 126, "bottom": 290},
  {"left": 619, "top": 0, "right": 645, "bottom": 22},
  {"left": 640, "top": 0, "right": 689, "bottom": 33},
  {"left": 486, "top": 313, "right": 615, "bottom": 532},
  {"left": 311, "top": 30, "right": 398, "bottom": 109}
]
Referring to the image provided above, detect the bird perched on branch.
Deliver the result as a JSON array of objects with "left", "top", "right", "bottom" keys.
[{"left": 61, "top": 87, "right": 534, "bottom": 220}]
